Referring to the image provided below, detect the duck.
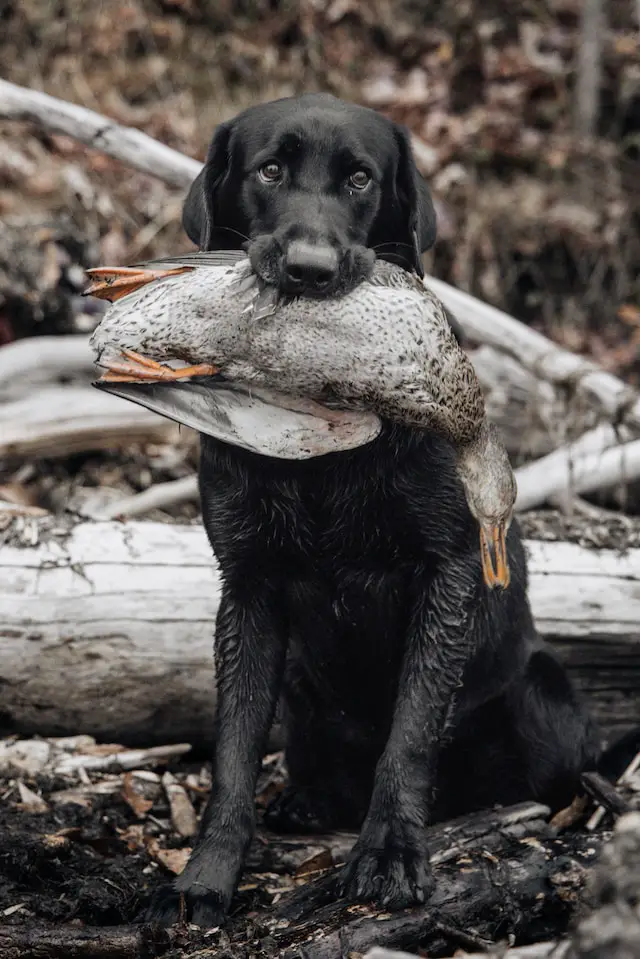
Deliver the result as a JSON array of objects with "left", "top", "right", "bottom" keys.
[{"left": 86, "top": 251, "right": 516, "bottom": 589}]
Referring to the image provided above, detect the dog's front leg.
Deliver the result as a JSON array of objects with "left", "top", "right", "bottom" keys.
[
  {"left": 338, "top": 559, "right": 478, "bottom": 909},
  {"left": 146, "top": 583, "right": 288, "bottom": 927}
]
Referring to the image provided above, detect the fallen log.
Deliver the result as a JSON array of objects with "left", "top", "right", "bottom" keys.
[
  {"left": 0, "top": 335, "right": 94, "bottom": 400},
  {"left": 1, "top": 518, "right": 638, "bottom": 746},
  {"left": 0, "top": 385, "right": 179, "bottom": 459},
  {"left": 456, "top": 811, "right": 640, "bottom": 959},
  {"left": 0, "top": 923, "right": 176, "bottom": 959}
]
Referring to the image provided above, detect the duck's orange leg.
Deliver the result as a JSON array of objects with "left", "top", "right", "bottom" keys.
[
  {"left": 99, "top": 349, "right": 218, "bottom": 383},
  {"left": 85, "top": 266, "right": 194, "bottom": 302},
  {"left": 479, "top": 522, "right": 511, "bottom": 590}
]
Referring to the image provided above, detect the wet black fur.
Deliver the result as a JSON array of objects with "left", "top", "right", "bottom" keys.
[{"left": 147, "top": 93, "right": 601, "bottom": 927}]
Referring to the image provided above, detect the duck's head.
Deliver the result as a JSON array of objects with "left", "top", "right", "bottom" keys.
[{"left": 456, "top": 422, "right": 517, "bottom": 590}]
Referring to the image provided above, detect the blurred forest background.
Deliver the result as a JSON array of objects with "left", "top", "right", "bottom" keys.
[{"left": 1, "top": 0, "right": 640, "bottom": 517}]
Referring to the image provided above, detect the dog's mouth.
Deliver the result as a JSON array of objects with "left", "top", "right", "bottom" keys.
[{"left": 247, "top": 236, "right": 375, "bottom": 299}]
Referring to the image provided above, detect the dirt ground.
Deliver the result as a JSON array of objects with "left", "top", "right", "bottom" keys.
[
  {"left": 0, "top": 735, "right": 638, "bottom": 958},
  {"left": 0, "top": 745, "right": 293, "bottom": 956}
]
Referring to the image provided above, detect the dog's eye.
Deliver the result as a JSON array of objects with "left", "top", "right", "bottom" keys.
[
  {"left": 349, "top": 170, "right": 371, "bottom": 190},
  {"left": 258, "top": 161, "right": 283, "bottom": 183}
]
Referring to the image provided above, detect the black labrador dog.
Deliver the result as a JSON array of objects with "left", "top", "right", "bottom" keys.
[{"left": 148, "top": 93, "right": 599, "bottom": 927}]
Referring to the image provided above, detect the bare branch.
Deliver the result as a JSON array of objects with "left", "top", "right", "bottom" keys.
[{"left": 0, "top": 78, "right": 201, "bottom": 189}]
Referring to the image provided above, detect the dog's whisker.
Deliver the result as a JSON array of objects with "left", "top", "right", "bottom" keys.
[{"left": 215, "top": 225, "right": 251, "bottom": 243}]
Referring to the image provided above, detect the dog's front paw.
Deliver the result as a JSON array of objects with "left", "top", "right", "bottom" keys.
[
  {"left": 337, "top": 819, "right": 435, "bottom": 909},
  {"left": 145, "top": 881, "right": 227, "bottom": 928}
]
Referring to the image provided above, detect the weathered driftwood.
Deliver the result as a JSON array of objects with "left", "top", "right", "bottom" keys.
[
  {"left": 1, "top": 518, "right": 638, "bottom": 745},
  {"left": 424, "top": 274, "right": 640, "bottom": 434},
  {"left": 0, "top": 385, "right": 178, "bottom": 459},
  {"left": 516, "top": 427, "right": 640, "bottom": 513},
  {"left": 515, "top": 423, "right": 633, "bottom": 512},
  {"left": 0, "top": 335, "right": 94, "bottom": 399},
  {"left": 0, "top": 78, "right": 200, "bottom": 190}
]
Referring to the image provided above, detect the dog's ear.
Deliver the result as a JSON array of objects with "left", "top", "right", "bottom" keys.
[
  {"left": 182, "top": 121, "right": 234, "bottom": 250},
  {"left": 393, "top": 125, "right": 437, "bottom": 278}
]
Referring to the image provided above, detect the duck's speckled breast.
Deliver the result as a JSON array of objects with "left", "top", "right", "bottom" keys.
[{"left": 222, "top": 265, "right": 485, "bottom": 442}]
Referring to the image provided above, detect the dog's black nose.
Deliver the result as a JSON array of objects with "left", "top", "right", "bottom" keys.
[{"left": 282, "top": 241, "right": 339, "bottom": 293}]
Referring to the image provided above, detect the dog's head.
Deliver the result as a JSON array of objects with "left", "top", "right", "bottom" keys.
[{"left": 183, "top": 93, "right": 437, "bottom": 297}]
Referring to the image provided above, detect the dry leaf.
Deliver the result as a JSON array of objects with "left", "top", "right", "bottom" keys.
[
  {"left": 121, "top": 771, "right": 155, "bottom": 819},
  {"left": 145, "top": 837, "right": 192, "bottom": 875},
  {"left": 118, "top": 823, "right": 146, "bottom": 852},
  {"left": 294, "top": 849, "right": 334, "bottom": 878}
]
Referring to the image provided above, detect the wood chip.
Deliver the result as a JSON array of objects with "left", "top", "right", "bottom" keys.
[
  {"left": 0, "top": 739, "right": 51, "bottom": 777},
  {"left": 2, "top": 903, "right": 28, "bottom": 917},
  {"left": 162, "top": 771, "right": 198, "bottom": 838},
  {"left": 121, "top": 771, "right": 157, "bottom": 819},
  {"left": 16, "top": 781, "right": 49, "bottom": 813}
]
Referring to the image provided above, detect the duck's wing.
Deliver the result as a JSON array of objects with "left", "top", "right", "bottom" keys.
[
  {"left": 93, "top": 378, "right": 380, "bottom": 460},
  {"left": 132, "top": 250, "right": 248, "bottom": 270}
]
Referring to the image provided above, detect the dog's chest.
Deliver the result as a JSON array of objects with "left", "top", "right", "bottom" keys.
[{"left": 201, "top": 444, "right": 426, "bottom": 572}]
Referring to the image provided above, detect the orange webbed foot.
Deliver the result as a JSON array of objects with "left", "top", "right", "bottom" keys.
[{"left": 98, "top": 348, "right": 218, "bottom": 383}]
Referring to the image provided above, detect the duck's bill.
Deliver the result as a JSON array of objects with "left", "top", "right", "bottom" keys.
[
  {"left": 479, "top": 523, "right": 511, "bottom": 590},
  {"left": 93, "top": 377, "right": 382, "bottom": 460}
]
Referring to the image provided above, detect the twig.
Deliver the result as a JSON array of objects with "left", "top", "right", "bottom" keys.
[
  {"left": 93, "top": 475, "right": 199, "bottom": 520},
  {"left": 0, "top": 78, "right": 201, "bottom": 189},
  {"left": 0, "top": 500, "right": 48, "bottom": 517},
  {"left": 581, "top": 771, "right": 631, "bottom": 819},
  {"left": 587, "top": 750, "right": 640, "bottom": 830},
  {"left": 162, "top": 771, "right": 198, "bottom": 838},
  {"left": 53, "top": 743, "right": 191, "bottom": 775}
]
